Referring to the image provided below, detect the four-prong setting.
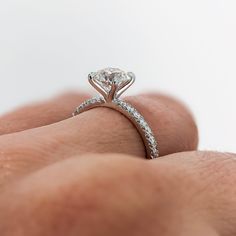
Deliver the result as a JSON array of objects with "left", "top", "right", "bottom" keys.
[{"left": 88, "top": 68, "right": 135, "bottom": 102}]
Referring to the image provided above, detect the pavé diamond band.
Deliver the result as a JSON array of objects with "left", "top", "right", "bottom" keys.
[{"left": 73, "top": 68, "right": 159, "bottom": 159}]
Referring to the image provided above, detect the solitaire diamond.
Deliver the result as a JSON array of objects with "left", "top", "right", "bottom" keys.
[{"left": 90, "top": 68, "right": 133, "bottom": 92}]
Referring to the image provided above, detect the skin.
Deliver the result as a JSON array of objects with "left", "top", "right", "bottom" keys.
[{"left": 0, "top": 92, "right": 235, "bottom": 236}]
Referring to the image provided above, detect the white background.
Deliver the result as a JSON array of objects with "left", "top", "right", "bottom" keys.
[{"left": 0, "top": 0, "right": 235, "bottom": 152}]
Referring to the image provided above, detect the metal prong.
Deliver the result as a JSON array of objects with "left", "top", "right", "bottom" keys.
[
  {"left": 107, "top": 83, "right": 117, "bottom": 102},
  {"left": 88, "top": 74, "right": 107, "bottom": 101},
  {"left": 116, "top": 72, "right": 136, "bottom": 99},
  {"left": 127, "top": 72, "right": 136, "bottom": 81}
]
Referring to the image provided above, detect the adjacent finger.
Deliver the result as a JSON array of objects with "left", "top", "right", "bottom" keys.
[
  {"left": 0, "top": 92, "right": 90, "bottom": 135},
  {"left": 0, "top": 153, "right": 219, "bottom": 236}
]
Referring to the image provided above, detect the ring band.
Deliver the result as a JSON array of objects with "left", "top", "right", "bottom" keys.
[{"left": 73, "top": 68, "right": 159, "bottom": 159}]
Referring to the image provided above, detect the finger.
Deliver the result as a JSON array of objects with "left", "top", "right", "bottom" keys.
[
  {"left": 52, "top": 93, "right": 197, "bottom": 156},
  {"left": 0, "top": 92, "right": 90, "bottom": 135},
  {"left": 0, "top": 153, "right": 218, "bottom": 236},
  {"left": 0, "top": 93, "right": 198, "bottom": 186}
]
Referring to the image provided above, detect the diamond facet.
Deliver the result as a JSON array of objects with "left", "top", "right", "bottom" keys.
[{"left": 90, "top": 68, "right": 132, "bottom": 93}]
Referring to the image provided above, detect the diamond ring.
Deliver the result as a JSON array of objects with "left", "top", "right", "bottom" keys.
[{"left": 73, "top": 68, "right": 159, "bottom": 159}]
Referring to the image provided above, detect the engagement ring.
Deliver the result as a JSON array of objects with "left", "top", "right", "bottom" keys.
[{"left": 73, "top": 68, "right": 159, "bottom": 159}]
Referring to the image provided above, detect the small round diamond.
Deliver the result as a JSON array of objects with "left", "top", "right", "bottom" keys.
[
  {"left": 127, "top": 106, "right": 135, "bottom": 113},
  {"left": 138, "top": 118, "right": 146, "bottom": 126},
  {"left": 133, "top": 111, "right": 141, "bottom": 119},
  {"left": 146, "top": 133, "right": 156, "bottom": 144},
  {"left": 143, "top": 125, "right": 152, "bottom": 134}
]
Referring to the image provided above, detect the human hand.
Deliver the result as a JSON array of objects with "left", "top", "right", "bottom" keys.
[{"left": 0, "top": 92, "right": 234, "bottom": 236}]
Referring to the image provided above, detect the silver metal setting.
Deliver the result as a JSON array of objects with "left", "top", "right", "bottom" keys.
[{"left": 73, "top": 68, "right": 159, "bottom": 159}]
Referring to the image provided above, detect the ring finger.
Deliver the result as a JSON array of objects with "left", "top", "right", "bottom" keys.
[{"left": 0, "top": 92, "right": 198, "bottom": 186}]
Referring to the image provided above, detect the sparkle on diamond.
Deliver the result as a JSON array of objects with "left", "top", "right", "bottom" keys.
[{"left": 90, "top": 68, "right": 132, "bottom": 92}]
